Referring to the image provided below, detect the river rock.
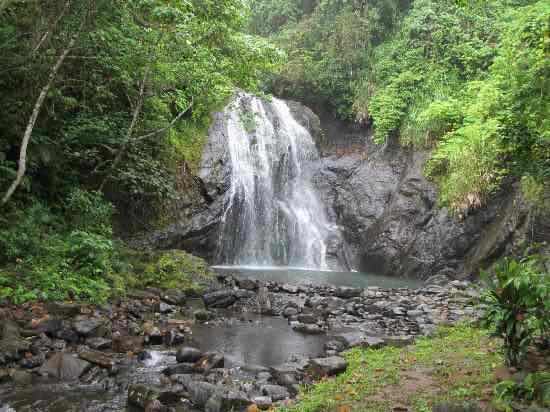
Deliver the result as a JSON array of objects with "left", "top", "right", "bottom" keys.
[
  {"left": 112, "top": 334, "right": 144, "bottom": 353},
  {"left": 161, "top": 291, "right": 187, "bottom": 306},
  {"left": 251, "top": 396, "right": 272, "bottom": 410},
  {"left": 292, "top": 323, "right": 323, "bottom": 334},
  {"left": 128, "top": 384, "right": 159, "bottom": 409},
  {"left": 72, "top": 316, "right": 106, "bottom": 337},
  {"left": 194, "top": 352, "right": 224, "bottom": 373},
  {"left": 11, "top": 369, "right": 32, "bottom": 386},
  {"left": 0, "top": 321, "right": 30, "bottom": 363},
  {"left": 187, "top": 381, "right": 217, "bottom": 407},
  {"left": 86, "top": 337, "right": 112, "bottom": 350},
  {"left": 46, "top": 302, "right": 81, "bottom": 317},
  {"left": 307, "top": 356, "right": 347, "bottom": 378},
  {"left": 194, "top": 309, "right": 215, "bottom": 322},
  {"left": 260, "top": 384, "right": 290, "bottom": 401},
  {"left": 334, "top": 287, "right": 362, "bottom": 299},
  {"left": 79, "top": 351, "right": 114, "bottom": 369},
  {"left": 163, "top": 363, "right": 195, "bottom": 376},
  {"left": 39, "top": 352, "right": 91, "bottom": 380},
  {"left": 237, "top": 278, "right": 258, "bottom": 291},
  {"left": 203, "top": 290, "right": 236, "bottom": 308},
  {"left": 205, "top": 390, "right": 250, "bottom": 412},
  {"left": 176, "top": 347, "right": 203, "bottom": 363}
]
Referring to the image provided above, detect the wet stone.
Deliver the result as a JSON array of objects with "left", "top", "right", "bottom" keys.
[
  {"left": 187, "top": 381, "right": 217, "bottom": 407},
  {"left": 39, "top": 352, "right": 92, "bottom": 381},
  {"left": 307, "top": 356, "right": 347, "bottom": 378},
  {"left": 86, "top": 337, "right": 112, "bottom": 350},
  {"left": 72, "top": 316, "right": 105, "bottom": 337},
  {"left": 261, "top": 384, "right": 290, "bottom": 401},
  {"left": 194, "top": 352, "right": 224, "bottom": 373},
  {"left": 176, "top": 346, "right": 203, "bottom": 363},
  {"left": 252, "top": 396, "right": 273, "bottom": 410}
]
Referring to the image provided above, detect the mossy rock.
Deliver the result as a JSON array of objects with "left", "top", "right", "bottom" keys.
[{"left": 123, "top": 249, "right": 214, "bottom": 294}]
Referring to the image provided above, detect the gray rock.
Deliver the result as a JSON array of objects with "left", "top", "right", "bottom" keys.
[
  {"left": 187, "top": 381, "right": 217, "bottom": 407},
  {"left": 252, "top": 396, "right": 273, "bottom": 410},
  {"left": 237, "top": 278, "right": 258, "bottom": 290},
  {"left": 128, "top": 384, "right": 159, "bottom": 409},
  {"left": 206, "top": 390, "right": 250, "bottom": 412},
  {"left": 194, "top": 309, "right": 215, "bottom": 322},
  {"left": 307, "top": 356, "right": 347, "bottom": 378},
  {"left": 297, "top": 314, "right": 318, "bottom": 324},
  {"left": 0, "top": 321, "right": 30, "bottom": 362},
  {"left": 163, "top": 363, "right": 195, "bottom": 376},
  {"left": 334, "top": 287, "right": 362, "bottom": 299},
  {"left": 86, "top": 337, "right": 112, "bottom": 350},
  {"left": 292, "top": 323, "right": 323, "bottom": 334},
  {"left": 203, "top": 290, "right": 236, "bottom": 308},
  {"left": 72, "top": 317, "right": 105, "bottom": 337},
  {"left": 281, "top": 284, "right": 299, "bottom": 294},
  {"left": 194, "top": 352, "right": 224, "bottom": 373},
  {"left": 261, "top": 384, "right": 290, "bottom": 401},
  {"left": 158, "top": 302, "right": 175, "bottom": 314},
  {"left": 39, "top": 352, "right": 91, "bottom": 380},
  {"left": 176, "top": 347, "right": 203, "bottom": 363},
  {"left": 283, "top": 306, "right": 299, "bottom": 318}
]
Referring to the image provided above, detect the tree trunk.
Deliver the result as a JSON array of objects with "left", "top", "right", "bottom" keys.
[
  {"left": 98, "top": 67, "right": 149, "bottom": 191},
  {"left": 1, "top": 18, "right": 84, "bottom": 205}
]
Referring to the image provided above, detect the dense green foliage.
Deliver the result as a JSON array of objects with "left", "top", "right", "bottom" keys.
[
  {"left": 481, "top": 255, "right": 550, "bottom": 367},
  {"left": 250, "top": 0, "right": 549, "bottom": 212},
  {"left": 0, "top": 0, "right": 277, "bottom": 302}
]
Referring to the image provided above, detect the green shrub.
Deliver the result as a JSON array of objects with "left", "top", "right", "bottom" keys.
[
  {"left": 65, "top": 189, "right": 114, "bottom": 236},
  {"left": 494, "top": 372, "right": 550, "bottom": 411},
  {"left": 481, "top": 256, "right": 550, "bottom": 367}
]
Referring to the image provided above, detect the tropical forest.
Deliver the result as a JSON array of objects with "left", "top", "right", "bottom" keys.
[{"left": 0, "top": 0, "right": 548, "bottom": 411}]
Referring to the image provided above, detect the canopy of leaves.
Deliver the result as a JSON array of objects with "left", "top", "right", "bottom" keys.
[{"left": 250, "top": 0, "right": 549, "bottom": 213}]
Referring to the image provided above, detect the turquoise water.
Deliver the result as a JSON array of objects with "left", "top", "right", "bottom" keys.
[{"left": 212, "top": 266, "right": 423, "bottom": 289}]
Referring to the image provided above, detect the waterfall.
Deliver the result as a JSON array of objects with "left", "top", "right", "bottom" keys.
[{"left": 216, "top": 94, "right": 338, "bottom": 270}]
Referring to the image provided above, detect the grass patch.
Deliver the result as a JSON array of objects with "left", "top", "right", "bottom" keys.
[{"left": 280, "top": 324, "right": 503, "bottom": 412}]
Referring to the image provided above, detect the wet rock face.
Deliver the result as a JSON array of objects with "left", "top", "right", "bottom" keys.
[
  {"left": 313, "top": 143, "right": 530, "bottom": 279},
  {"left": 143, "top": 95, "right": 532, "bottom": 278}
]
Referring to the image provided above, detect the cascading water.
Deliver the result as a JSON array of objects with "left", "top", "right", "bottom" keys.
[{"left": 216, "top": 94, "right": 339, "bottom": 270}]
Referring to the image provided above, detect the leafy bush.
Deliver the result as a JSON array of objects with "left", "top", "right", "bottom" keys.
[
  {"left": 494, "top": 372, "right": 550, "bottom": 411},
  {"left": 65, "top": 189, "right": 114, "bottom": 236},
  {"left": 481, "top": 256, "right": 550, "bottom": 367}
]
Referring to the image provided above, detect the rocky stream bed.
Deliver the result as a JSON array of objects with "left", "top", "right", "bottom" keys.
[{"left": 0, "top": 273, "right": 481, "bottom": 412}]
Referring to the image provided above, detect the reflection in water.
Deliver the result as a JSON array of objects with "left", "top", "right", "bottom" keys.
[
  {"left": 212, "top": 266, "right": 423, "bottom": 289},
  {"left": 191, "top": 314, "right": 328, "bottom": 367}
]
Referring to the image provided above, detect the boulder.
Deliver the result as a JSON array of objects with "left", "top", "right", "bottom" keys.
[
  {"left": 128, "top": 384, "right": 159, "bottom": 409},
  {"left": 307, "top": 356, "right": 347, "bottom": 378},
  {"left": 112, "top": 334, "right": 144, "bottom": 353},
  {"left": 176, "top": 347, "right": 203, "bottom": 363},
  {"left": 194, "top": 352, "right": 224, "bottom": 373},
  {"left": 78, "top": 351, "right": 114, "bottom": 369},
  {"left": 39, "top": 352, "right": 91, "bottom": 380},
  {"left": 203, "top": 290, "right": 236, "bottom": 308},
  {"left": 251, "top": 396, "right": 272, "bottom": 410},
  {"left": 292, "top": 323, "right": 323, "bottom": 335},
  {"left": 0, "top": 321, "right": 30, "bottom": 363},
  {"left": 334, "top": 287, "right": 362, "bottom": 299},
  {"left": 72, "top": 316, "right": 106, "bottom": 337},
  {"left": 260, "top": 384, "right": 290, "bottom": 401},
  {"left": 187, "top": 381, "right": 217, "bottom": 407},
  {"left": 205, "top": 390, "right": 250, "bottom": 412},
  {"left": 163, "top": 363, "right": 195, "bottom": 376},
  {"left": 86, "top": 337, "right": 112, "bottom": 350}
]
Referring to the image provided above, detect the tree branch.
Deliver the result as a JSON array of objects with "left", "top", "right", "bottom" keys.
[
  {"left": 1, "top": 15, "right": 86, "bottom": 205},
  {"left": 132, "top": 98, "right": 193, "bottom": 142},
  {"left": 98, "top": 66, "right": 150, "bottom": 191}
]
